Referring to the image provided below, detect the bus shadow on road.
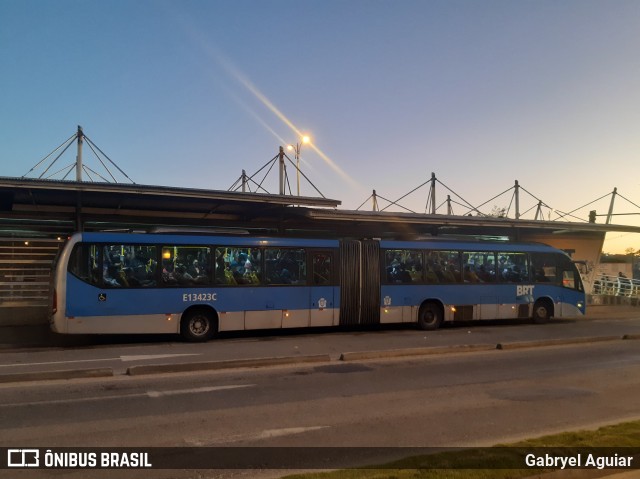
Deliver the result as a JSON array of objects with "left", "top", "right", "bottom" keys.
[{"left": 37, "top": 317, "right": 580, "bottom": 350}]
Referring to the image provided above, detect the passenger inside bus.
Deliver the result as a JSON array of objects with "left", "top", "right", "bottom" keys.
[{"left": 464, "top": 265, "right": 481, "bottom": 283}]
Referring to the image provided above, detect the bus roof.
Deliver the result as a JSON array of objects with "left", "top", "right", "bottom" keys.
[
  {"left": 75, "top": 232, "right": 339, "bottom": 248},
  {"left": 74, "top": 232, "right": 564, "bottom": 254},
  {"left": 380, "top": 238, "right": 562, "bottom": 253}
]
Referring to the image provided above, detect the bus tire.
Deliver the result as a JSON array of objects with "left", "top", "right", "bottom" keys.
[
  {"left": 532, "top": 299, "right": 553, "bottom": 324},
  {"left": 181, "top": 308, "right": 216, "bottom": 342},
  {"left": 418, "top": 302, "right": 443, "bottom": 331}
]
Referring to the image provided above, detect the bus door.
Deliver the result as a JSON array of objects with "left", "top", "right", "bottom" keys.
[
  {"left": 559, "top": 256, "right": 585, "bottom": 316},
  {"left": 309, "top": 250, "right": 336, "bottom": 327},
  {"left": 497, "top": 252, "right": 532, "bottom": 319},
  {"left": 339, "top": 240, "right": 380, "bottom": 326}
]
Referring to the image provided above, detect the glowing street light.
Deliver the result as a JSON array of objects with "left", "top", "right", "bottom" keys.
[{"left": 287, "top": 135, "right": 311, "bottom": 196}]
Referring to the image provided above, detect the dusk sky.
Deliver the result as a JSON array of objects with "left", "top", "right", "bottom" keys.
[{"left": 1, "top": 0, "right": 639, "bottom": 252}]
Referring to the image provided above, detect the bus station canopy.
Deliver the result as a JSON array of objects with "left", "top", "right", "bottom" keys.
[{"left": 1, "top": 176, "right": 640, "bottom": 240}]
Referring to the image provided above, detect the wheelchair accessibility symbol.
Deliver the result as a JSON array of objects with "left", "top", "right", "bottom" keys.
[{"left": 98, "top": 293, "right": 107, "bottom": 302}]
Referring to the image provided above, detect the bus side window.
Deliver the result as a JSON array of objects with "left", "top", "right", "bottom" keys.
[
  {"left": 265, "top": 248, "right": 306, "bottom": 285},
  {"left": 425, "top": 250, "right": 460, "bottom": 283},
  {"left": 162, "top": 246, "right": 211, "bottom": 286},
  {"left": 462, "top": 251, "right": 495, "bottom": 283},
  {"left": 312, "top": 253, "right": 332, "bottom": 285},
  {"left": 556, "top": 254, "right": 582, "bottom": 290},
  {"left": 102, "top": 245, "right": 157, "bottom": 288},
  {"left": 213, "top": 248, "right": 227, "bottom": 285},
  {"left": 424, "top": 252, "right": 439, "bottom": 283},
  {"left": 531, "top": 252, "right": 557, "bottom": 283},
  {"left": 385, "top": 249, "right": 422, "bottom": 283},
  {"left": 562, "top": 270, "right": 576, "bottom": 289},
  {"left": 497, "top": 252, "right": 529, "bottom": 283},
  {"left": 215, "top": 247, "right": 262, "bottom": 285},
  {"left": 102, "top": 245, "right": 125, "bottom": 287},
  {"left": 68, "top": 243, "right": 101, "bottom": 286}
]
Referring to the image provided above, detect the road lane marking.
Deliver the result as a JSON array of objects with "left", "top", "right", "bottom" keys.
[
  {"left": 0, "top": 353, "right": 200, "bottom": 368},
  {"left": 146, "top": 384, "right": 255, "bottom": 397},
  {"left": 0, "top": 384, "right": 255, "bottom": 408},
  {"left": 120, "top": 354, "right": 201, "bottom": 362},
  {"left": 253, "top": 426, "right": 330, "bottom": 440},
  {"left": 185, "top": 426, "right": 331, "bottom": 446}
]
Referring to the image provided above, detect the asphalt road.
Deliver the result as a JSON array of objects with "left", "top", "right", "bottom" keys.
[
  {"left": 2, "top": 339, "right": 640, "bottom": 447},
  {"left": 0, "top": 309, "right": 639, "bottom": 478}
]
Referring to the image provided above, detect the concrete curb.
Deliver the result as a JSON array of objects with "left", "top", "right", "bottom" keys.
[
  {"left": 0, "top": 367, "right": 113, "bottom": 384},
  {"left": 496, "top": 335, "right": 623, "bottom": 350},
  {"left": 126, "top": 354, "right": 331, "bottom": 376},
  {"left": 341, "top": 334, "right": 640, "bottom": 361},
  {"left": 339, "top": 344, "right": 496, "bottom": 361},
  {"left": 1, "top": 334, "right": 637, "bottom": 383}
]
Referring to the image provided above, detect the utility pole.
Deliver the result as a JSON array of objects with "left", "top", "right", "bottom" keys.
[
  {"left": 534, "top": 200, "right": 543, "bottom": 221},
  {"left": 76, "top": 125, "right": 84, "bottom": 182},
  {"left": 430, "top": 172, "right": 436, "bottom": 215},
  {"left": 514, "top": 180, "right": 520, "bottom": 220},
  {"left": 278, "top": 146, "right": 285, "bottom": 195},
  {"left": 606, "top": 187, "right": 617, "bottom": 224}
]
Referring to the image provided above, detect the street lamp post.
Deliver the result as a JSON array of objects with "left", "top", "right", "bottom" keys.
[{"left": 287, "top": 135, "right": 310, "bottom": 196}]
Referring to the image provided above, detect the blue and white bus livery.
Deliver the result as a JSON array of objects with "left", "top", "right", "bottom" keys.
[{"left": 51, "top": 232, "right": 585, "bottom": 341}]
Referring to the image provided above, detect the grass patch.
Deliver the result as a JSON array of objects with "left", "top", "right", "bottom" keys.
[{"left": 281, "top": 420, "right": 640, "bottom": 479}]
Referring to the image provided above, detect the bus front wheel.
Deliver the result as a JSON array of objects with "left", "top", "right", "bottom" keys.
[
  {"left": 532, "top": 299, "right": 553, "bottom": 324},
  {"left": 418, "top": 302, "right": 443, "bottom": 331},
  {"left": 181, "top": 309, "right": 216, "bottom": 342}
]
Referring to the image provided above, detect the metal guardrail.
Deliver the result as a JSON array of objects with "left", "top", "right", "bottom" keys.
[{"left": 592, "top": 274, "right": 640, "bottom": 298}]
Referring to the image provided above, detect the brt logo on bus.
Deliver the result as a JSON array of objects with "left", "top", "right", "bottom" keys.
[{"left": 516, "top": 285, "right": 535, "bottom": 297}]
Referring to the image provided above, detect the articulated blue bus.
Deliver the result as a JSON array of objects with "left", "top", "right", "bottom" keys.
[{"left": 51, "top": 232, "right": 585, "bottom": 341}]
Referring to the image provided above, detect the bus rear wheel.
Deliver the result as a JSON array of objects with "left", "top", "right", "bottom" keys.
[
  {"left": 532, "top": 299, "right": 553, "bottom": 324},
  {"left": 418, "top": 302, "right": 442, "bottom": 331},
  {"left": 181, "top": 309, "right": 215, "bottom": 342}
]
